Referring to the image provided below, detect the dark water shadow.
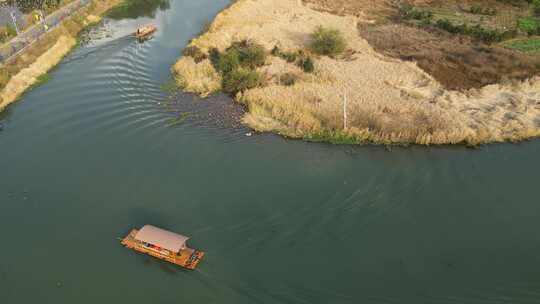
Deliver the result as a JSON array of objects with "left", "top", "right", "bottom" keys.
[
  {"left": 162, "top": 89, "right": 248, "bottom": 132},
  {"left": 107, "top": 0, "right": 170, "bottom": 20},
  {"left": 0, "top": 106, "right": 13, "bottom": 131}
]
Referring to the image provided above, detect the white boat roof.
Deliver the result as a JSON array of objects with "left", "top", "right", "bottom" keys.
[{"left": 134, "top": 225, "right": 189, "bottom": 253}]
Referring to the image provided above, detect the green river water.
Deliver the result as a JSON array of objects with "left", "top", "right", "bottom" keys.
[{"left": 1, "top": 1, "right": 540, "bottom": 303}]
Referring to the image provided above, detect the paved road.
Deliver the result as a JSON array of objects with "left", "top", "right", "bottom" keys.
[{"left": 0, "top": 0, "right": 91, "bottom": 63}]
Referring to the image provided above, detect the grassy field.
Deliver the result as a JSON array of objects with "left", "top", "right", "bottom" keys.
[
  {"left": 504, "top": 37, "right": 540, "bottom": 53},
  {"left": 355, "top": 0, "right": 540, "bottom": 91}
]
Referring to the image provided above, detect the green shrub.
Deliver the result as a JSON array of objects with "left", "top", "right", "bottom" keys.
[
  {"left": 215, "top": 48, "right": 241, "bottom": 74},
  {"left": 298, "top": 56, "right": 315, "bottom": 73},
  {"left": 6, "top": 25, "right": 17, "bottom": 37},
  {"left": 182, "top": 45, "right": 207, "bottom": 63},
  {"left": 310, "top": 26, "right": 347, "bottom": 57},
  {"left": 212, "top": 40, "right": 267, "bottom": 73},
  {"left": 433, "top": 19, "right": 510, "bottom": 43},
  {"left": 227, "top": 40, "right": 267, "bottom": 69},
  {"left": 282, "top": 51, "right": 298, "bottom": 63},
  {"left": 533, "top": 0, "right": 540, "bottom": 16},
  {"left": 210, "top": 41, "right": 268, "bottom": 95},
  {"left": 271, "top": 45, "right": 300, "bottom": 63},
  {"left": 304, "top": 130, "right": 362, "bottom": 145},
  {"left": 271, "top": 45, "right": 281, "bottom": 56},
  {"left": 209, "top": 48, "right": 221, "bottom": 66},
  {"left": 402, "top": 7, "right": 433, "bottom": 21},
  {"left": 222, "top": 68, "right": 264, "bottom": 94},
  {"left": 518, "top": 17, "right": 540, "bottom": 35},
  {"left": 239, "top": 43, "right": 266, "bottom": 68}
]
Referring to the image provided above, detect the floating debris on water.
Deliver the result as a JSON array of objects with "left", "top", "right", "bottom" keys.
[
  {"left": 167, "top": 112, "right": 191, "bottom": 127},
  {"left": 161, "top": 92, "right": 248, "bottom": 132}
]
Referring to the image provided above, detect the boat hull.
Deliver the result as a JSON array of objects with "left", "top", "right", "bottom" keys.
[
  {"left": 121, "top": 229, "right": 204, "bottom": 270},
  {"left": 135, "top": 27, "right": 157, "bottom": 40}
]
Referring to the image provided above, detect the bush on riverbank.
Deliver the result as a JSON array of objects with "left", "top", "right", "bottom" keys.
[
  {"left": 271, "top": 46, "right": 315, "bottom": 73},
  {"left": 533, "top": 0, "right": 540, "bottom": 16},
  {"left": 208, "top": 40, "right": 267, "bottom": 95},
  {"left": 222, "top": 67, "right": 264, "bottom": 94},
  {"left": 219, "top": 40, "right": 267, "bottom": 71},
  {"left": 310, "top": 26, "right": 346, "bottom": 57},
  {"left": 182, "top": 45, "right": 207, "bottom": 63},
  {"left": 518, "top": 17, "right": 540, "bottom": 35}
]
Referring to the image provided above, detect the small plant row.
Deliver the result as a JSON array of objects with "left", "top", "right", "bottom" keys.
[
  {"left": 270, "top": 46, "right": 315, "bottom": 73},
  {"left": 400, "top": 5, "right": 517, "bottom": 43},
  {"left": 469, "top": 5, "right": 498, "bottom": 16},
  {"left": 435, "top": 19, "right": 517, "bottom": 43}
]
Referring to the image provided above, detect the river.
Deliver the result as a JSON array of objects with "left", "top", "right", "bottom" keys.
[{"left": 1, "top": 1, "right": 540, "bottom": 303}]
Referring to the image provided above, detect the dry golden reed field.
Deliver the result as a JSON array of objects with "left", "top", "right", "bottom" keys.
[{"left": 176, "top": 0, "right": 539, "bottom": 145}]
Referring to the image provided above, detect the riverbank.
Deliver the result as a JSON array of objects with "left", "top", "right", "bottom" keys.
[
  {"left": 0, "top": 0, "right": 122, "bottom": 112},
  {"left": 173, "top": 0, "right": 540, "bottom": 145}
]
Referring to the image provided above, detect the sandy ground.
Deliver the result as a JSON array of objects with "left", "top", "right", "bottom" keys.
[{"left": 174, "top": 0, "right": 540, "bottom": 145}]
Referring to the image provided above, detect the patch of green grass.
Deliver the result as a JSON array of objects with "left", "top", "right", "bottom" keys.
[
  {"left": 518, "top": 17, "right": 540, "bottom": 35},
  {"left": 298, "top": 56, "right": 315, "bottom": 73},
  {"left": 504, "top": 38, "right": 540, "bottom": 53},
  {"left": 30, "top": 73, "right": 51, "bottom": 89},
  {"left": 304, "top": 130, "right": 362, "bottom": 145}
]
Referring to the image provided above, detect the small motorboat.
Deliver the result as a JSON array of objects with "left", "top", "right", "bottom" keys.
[{"left": 135, "top": 24, "right": 157, "bottom": 40}]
